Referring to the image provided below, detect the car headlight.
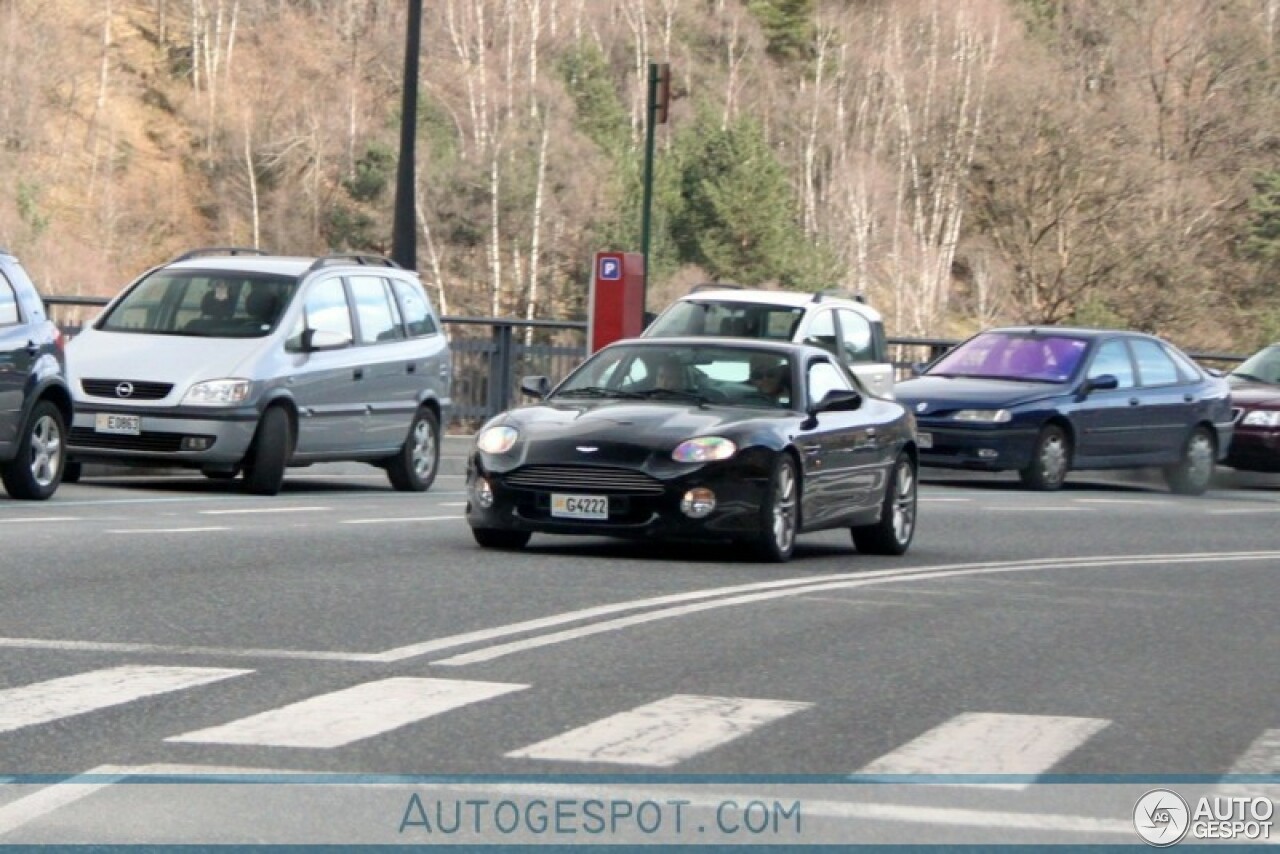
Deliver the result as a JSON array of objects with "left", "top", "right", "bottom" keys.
[
  {"left": 672, "top": 436, "right": 737, "bottom": 463},
  {"left": 1242, "top": 410, "right": 1280, "bottom": 428},
  {"left": 952, "top": 409, "right": 1012, "bottom": 423},
  {"left": 476, "top": 424, "right": 519, "bottom": 454},
  {"left": 182, "top": 379, "right": 252, "bottom": 406}
]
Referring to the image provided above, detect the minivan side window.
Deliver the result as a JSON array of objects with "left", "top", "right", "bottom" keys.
[
  {"left": 288, "top": 278, "right": 352, "bottom": 350},
  {"left": 0, "top": 276, "right": 19, "bottom": 326},
  {"left": 802, "top": 310, "right": 838, "bottom": 355},
  {"left": 836, "top": 309, "right": 874, "bottom": 364},
  {"left": 349, "top": 275, "right": 402, "bottom": 344},
  {"left": 391, "top": 278, "right": 438, "bottom": 337}
]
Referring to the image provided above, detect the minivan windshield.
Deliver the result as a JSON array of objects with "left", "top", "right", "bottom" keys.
[
  {"left": 99, "top": 270, "right": 298, "bottom": 338},
  {"left": 646, "top": 300, "right": 804, "bottom": 340}
]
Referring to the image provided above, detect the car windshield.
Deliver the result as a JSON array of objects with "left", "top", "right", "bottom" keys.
[
  {"left": 1229, "top": 345, "right": 1280, "bottom": 385},
  {"left": 928, "top": 332, "right": 1088, "bottom": 382},
  {"left": 556, "top": 344, "right": 795, "bottom": 410},
  {"left": 646, "top": 299, "right": 804, "bottom": 341},
  {"left": 98, "top": 270, "right": 298, "bottom": 338}
]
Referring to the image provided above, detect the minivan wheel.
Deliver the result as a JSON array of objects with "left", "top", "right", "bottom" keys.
[
  {"left": 386, "top": 407, "right": 440, "bottom": 492},
  {"left": 1, "top": 400, "right": 65, "bottom": 500},
  {"left": 63, "top": 461, "right": 82, "bottom": 484},
  {"left": 243, "top": 406, "right": 292, "bottom": 496}
]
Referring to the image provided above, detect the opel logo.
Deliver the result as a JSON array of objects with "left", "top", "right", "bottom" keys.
[
  {"left": 115, "top": 382, "right": 135, "bottom": 398},
  {"left": 916, "top": 402, "right": 927, "bottom": 413},
  {"left": 576, "top": 446, "right": 599, "bottom": 453}
]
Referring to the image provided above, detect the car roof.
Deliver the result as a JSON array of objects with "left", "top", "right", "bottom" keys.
[
  {"left": 162, "top": 253, "right": 419, "bottom": 280},
  {"left": 675, "top": 288, "right": 883, "bottom": 321},
  {"left": 602, "top": 336, "right": 840, "bottom": 361},
  {"left": 984, "top": 325, "right": 1167, "bottom": 342}
]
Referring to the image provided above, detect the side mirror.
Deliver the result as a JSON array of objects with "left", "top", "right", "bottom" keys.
[
  {"left": 303, "top": 328, "right": 351, "bottom": 352},
  {"left": 520, "top": 375, "right": 552, "bottom": 399},
  {"left": 811, "top": 388, "right": 863, "bottom": 414},
  {"left": 1082, "top": 374, "right": 1119, "bottom": 394}
]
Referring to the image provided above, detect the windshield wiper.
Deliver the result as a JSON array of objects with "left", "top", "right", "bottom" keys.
[
  {"left": 556, "top": 386, "right": 644, "bottom": 399},
  {"left": 634, "top": 388, "right": 711, "bottom": 405}
]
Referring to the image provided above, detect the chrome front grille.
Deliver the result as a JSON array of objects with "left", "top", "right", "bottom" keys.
[
  {"left": 81, "top": 379, "right": 174, "bottom": 400},
  {"left": 504, "top": 465, "right": 664, "bottom": 495}
]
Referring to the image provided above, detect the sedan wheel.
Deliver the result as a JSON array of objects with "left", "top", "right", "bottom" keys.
[
  {"left": 1, "top": 401, "right": 65, "bottom": 500},
  {"left": 852, "top": 452, "right": 917, "bottom": 555},
  {"left": 1019, "top": 424, "right": 1070, "bottom": 491},
  {"left": 1164, "top": 426, "right": 1215, "bottom": 495},
  {"left": 755, "top": 454, "right": 798, "bottom": 562}
]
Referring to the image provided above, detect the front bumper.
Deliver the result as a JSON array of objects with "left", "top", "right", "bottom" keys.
[
  {"left": 69, "top": 402, "right": 259, "bottom": 466},
  {"left": 465, "top": 455, "right": 772, "bottom": 541},
  {"left": 1224, "top": 426, "right": 1280, "bottom": 472},
  {"left": 913, "top": 422, "right": 1039, "bottom": 471}
]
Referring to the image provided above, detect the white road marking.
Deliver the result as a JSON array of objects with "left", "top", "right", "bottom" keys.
[
  {"left": 166, "top": 678, "right": 527, "bottom": 748},
  {"left": 200, "top": 506, "right": 330, "bottom": 515},
  {"left": 1225, "top": 729, "right": 1280, "bottom": 775},
  {"left": 1207, "top": 507, "right": 1280, "bottom": 515},
  {"left": 340, "top": 516, "right": 459, "bottom": 524},
  {"left": 506, "top": 694, "right": 810, "bottom": 767},
  {"left": 106, "top": 527, "right": 230, "bottom": 534},
  {"left": 1072, "top": 498, "right": 1172, "bottom": 506},
  {"left": 918, "top": 497, "right": 970, "bottom": 503},
  {"left": 439, "top": 502, "right": 467, "bottom": 507},
  {"left": 858, "top": 713, "right": 1109, "bottom": 789},
  {"left": 996, "top": 506, "right": 1086, "bottom": 512},
  {"left": 0, "top": 666, "right": 251, "bottom": 735},
  {"left": 0, "top": 517, "right": 80, "bottom": 524}
]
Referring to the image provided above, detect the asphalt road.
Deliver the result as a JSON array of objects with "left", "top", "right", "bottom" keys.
[{"left": 0, "top": 442, "right": 1277, "bottom": 845}]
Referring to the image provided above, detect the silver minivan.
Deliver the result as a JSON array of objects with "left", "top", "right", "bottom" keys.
[{"left": 66, "top": 250, "right": 451, "bottom": 494}]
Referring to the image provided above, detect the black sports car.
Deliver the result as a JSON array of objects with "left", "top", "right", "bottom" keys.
[{"left": 465, "top": 338, "right": 919, "bottom": 561}]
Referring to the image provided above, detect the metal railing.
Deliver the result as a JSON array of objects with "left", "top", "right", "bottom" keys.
[{"left": 43, "top": 296, "right": 1247, "bottom": 429}]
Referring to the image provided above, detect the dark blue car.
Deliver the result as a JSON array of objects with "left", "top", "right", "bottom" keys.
[{"left": 894, "top": 327, "right": 1233, "bottom": 493}]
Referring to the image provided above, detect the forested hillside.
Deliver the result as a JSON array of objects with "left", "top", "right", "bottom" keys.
[{"left": 3, "top": 0, "right": 1280, "bottom": 350}]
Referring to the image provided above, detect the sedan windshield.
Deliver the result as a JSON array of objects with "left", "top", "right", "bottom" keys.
[
  {"left": 1230, "top": 345, "right": 1280, "bottom": 385},
  {"left": 556, "top": 344, "right": 795, "bottom": 409},
  {"left": 99, "top": 271, "right": 297, "bottom": 338},
  {"left": 929, "top": 332, "right": 1088, "bottom": 383}
]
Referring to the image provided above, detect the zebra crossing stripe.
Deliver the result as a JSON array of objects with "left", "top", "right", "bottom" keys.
[
  {"left": 0, "top": 666, "right": 251, "bottom": 735},
  {"left": 166, "top": 677, "right": 527, "bottom": 749},
  {"left": 1226, "top": 729, "right": 1280, "bottom": 774},
  {"left": 857, "top": 712, "right": 1109, "bottom": 788},
  {"left": 506, "top": 694, "right": 810, "bottom": 767}
]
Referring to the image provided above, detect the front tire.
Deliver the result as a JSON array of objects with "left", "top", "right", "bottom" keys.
[
  {"left": 852, "top": 452, "right": 917, "bottom": 555},
  {"left": 754, "top": 454, "right": 799, "bottom": 562},
  {"left": 386, "top": 407, "right": 440, "bottom": 492},
  {"left": 1019, "top": 424, "right": 1071, "bottom": 491},
  {"left": 1, "top": 400, "right": 65, "bottom": 500},
  {"left": 472, "top": 527, "right": 531, "bottom": 550},
  {"left": 1164, "top": 426, "right": 1215, "bottom": 496},
  {"left": 243, "top": 406, "right": 292, "bottom": 496}
]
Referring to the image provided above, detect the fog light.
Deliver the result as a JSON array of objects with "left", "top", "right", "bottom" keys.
[
  {"left": 977, "top": 448, "right": 998, "bottom": 459},
  {"left": 475, "top": 477, "right": 495, "bottom": 509},
  {"left": 680, "top": 488, "right": 716, "bottom": 518},
  {"left": 181, "top": 436, "right": 214, "bottom": 451}
]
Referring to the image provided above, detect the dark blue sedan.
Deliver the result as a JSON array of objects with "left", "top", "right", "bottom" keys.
[{"left": 895, "top": 327, "right": 1234, "bottom": 493}]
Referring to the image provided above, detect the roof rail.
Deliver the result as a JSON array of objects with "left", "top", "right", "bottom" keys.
[
  {"left": 811, "top": 288, "right": 866, "bottom": 304},
  {"left": 690, "top": 282, "right": 743, "bottom": 293},
  {"left": 306, "top": 254, "right": 401, "bottom": 273},
  {"left": 169, "top": 247, "right": 272, "bottom": 262}
]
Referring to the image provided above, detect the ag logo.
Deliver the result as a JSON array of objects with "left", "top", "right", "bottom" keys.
[{"left": 1134, "top": 789, "right": 1190, "bottom": 847}]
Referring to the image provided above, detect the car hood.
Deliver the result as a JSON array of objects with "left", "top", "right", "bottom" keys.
[
  {"left": 67, "top": 329, "right": 266, "bottom": 395},
  {"left": 489, "top": 399, "right": 792, "bottom": 467},
  {"left": 1229, "top": 380, "right": 1280, "bottom": 409},
  {"left": 894, "top": 375, "right": 1064, "bottom": 415}
]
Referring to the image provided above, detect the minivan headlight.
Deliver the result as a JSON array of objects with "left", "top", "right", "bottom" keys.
[
  {"left": 182, "top": 379, "right": 252, "bottom": 406},
  {"left": 952, "top": 409, "right": 1012, "bottom": 423}
]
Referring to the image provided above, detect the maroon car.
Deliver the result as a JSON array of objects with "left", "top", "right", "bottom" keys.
[{"left": 1226, "top": 344, "right": 1280, "bottom": 472}]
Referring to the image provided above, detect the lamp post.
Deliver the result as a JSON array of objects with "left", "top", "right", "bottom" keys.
[{"left": 391, "top": 0, "right": 422, "bottom": 270}]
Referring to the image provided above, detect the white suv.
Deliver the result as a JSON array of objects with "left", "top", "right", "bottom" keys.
[{"left": 644, "top": 288, "right": 895, "bottom": 398}]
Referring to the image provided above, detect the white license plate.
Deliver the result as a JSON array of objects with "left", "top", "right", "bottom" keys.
[
  {"left": 917, "top": 431, "right": 933, "bottom": 449},
  {"left": 551, "top": 494, "right": 609, "bottom": 520},
  {"left": 95, "top": 413, "right": 141, "bottom": 435}
]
